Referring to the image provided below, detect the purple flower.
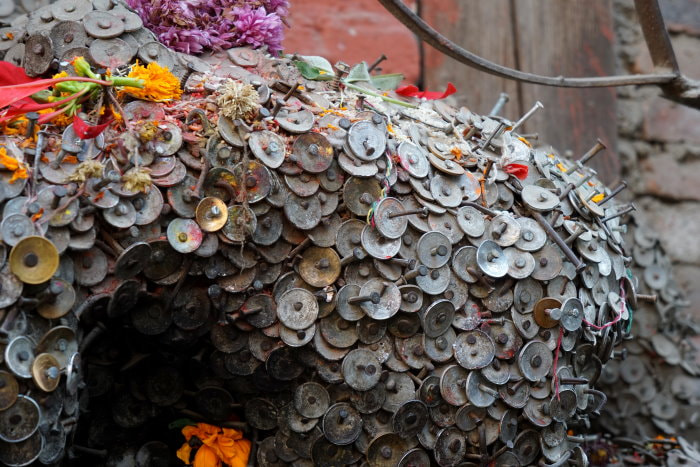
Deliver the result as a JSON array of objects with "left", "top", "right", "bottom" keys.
[
  {"left": 125, "top": 0, "right": 287, "bottom": 55},
  {"left": 232, "top": 6, "right": 283, "bottom": 54},
  {"left": 262, "top": 0, "right": 289, "bottom": 16}
]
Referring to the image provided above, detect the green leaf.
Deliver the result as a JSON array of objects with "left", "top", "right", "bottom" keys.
[
  {"left": 299, "top": 55, "right": 335, "bottom": 76},
  {"left": 345, "top": 62, "right": 372, "bottom": 83},
  {"left": 293, "top": 61, "right": 335, "bottom": 81},
  {"left": 370, "top": 73, "right": 405, "bottom": 91}
]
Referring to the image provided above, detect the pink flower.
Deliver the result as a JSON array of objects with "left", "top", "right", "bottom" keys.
[
  {"left": 125, "top": 0, "right": 286, "bottom": 55},
  {"left": 232, "top": 6, "right": 283, "bottom": 54}
]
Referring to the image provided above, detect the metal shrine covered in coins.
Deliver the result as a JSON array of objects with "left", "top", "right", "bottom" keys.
[{"left": 0, "top": 0, "right": 699, "bottom": 466}]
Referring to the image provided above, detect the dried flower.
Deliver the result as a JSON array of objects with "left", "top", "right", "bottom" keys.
[
  {"left": 217, "top": 79, "right": 260, "bottom": 120},
  {"left": 232, "top": 6, "right": 283, "bottom": 54},
  {"left": 122, "top": 167, "right": 152, "bottom": 193},
  {"left": 67, "top": 160, "right": 105, "bottom": 183},
  {"left": 120, "top": 61, "right": 182, "bottom": 102}
]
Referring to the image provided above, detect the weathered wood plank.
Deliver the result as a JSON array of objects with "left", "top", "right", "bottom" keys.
[
  {"left": 514, "top": 0, "right": 619, "bottom": 182},
  {"left": 422, "top": 0, "right": 521, "bottom": 122},
  {"left": 422, "top": 0, "right": 620, "bottom": 183}
]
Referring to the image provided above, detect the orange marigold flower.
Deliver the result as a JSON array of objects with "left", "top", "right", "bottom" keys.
[
  {"left": 120, "top": 61, "right": 182, "bottom": 102},
  {"left": 0, "top": 147, "right": 28, "bottom": 183},
  {"left": 176, "top": 423, "right": 250, "bottom": 467}
]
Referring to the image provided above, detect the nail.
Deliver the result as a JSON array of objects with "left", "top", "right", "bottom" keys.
[
  {"left": 348, "top": 292, "right": 381, "bottom": 305},
  {"left": 25, "top": 112, "right": 40, "bottom": 138},
  {"left": 511, "top": 101, "right": 543, "bottom": 132},
  {"left": 387, "top": 257, "right": 415, "bottom": 268},
  {"left": 507, "top": 378, "right": 527, "bottom": 395},
  {"left": 635, "top": 293, "right": 657, "bottom": 303},
  {"left": 180, "top": 61, "right": 196, "bottom": 88},
  {"left": 559, "top": 377, "right": 589, "bottom": 385},
  {"left": 564, "top": 226, "right": 585, "bottom": 245},
  {"left": 600, "top": 204, "right": 636, "bottom": 223},
  {"left": 283, "top": 81, "right": 301, "bottom": 101},
  {"left": 478, "top": 384, "right": 499, "bottom": 398},
  {"left": 94, "top": 171, "right": 120, "bottom": 191},
  {"left": 270, "top": 98, "right": 285, "bottom": 118},
  {"left": 388, "top": 207, "right": 428, "bottom": 218},
  {"left": 596, "top": 181, "right": 628, "bottom": 206},
  {"left": 480, "top": 122, "right": 506, "bottom": 150},
  {"left": 530, "top": 210, "right": 584, "bottom": 270},
  {"left": 405, "top": 265, "right": 429, "bottom": 281},
  {"left": 489, "top": 92, "right": 509, "bottom": 117},
  {"left": 80, "top": 322, "right": 106, "bottom": 353},
  {"left": 578, "top": 139, "right": 606, "bottom": 165},
  {"left": 368, "top": 54, "right": 387, "bottom": 73},
  {"left": 340, "top": 247, "right": 367, "bottom": 266}
]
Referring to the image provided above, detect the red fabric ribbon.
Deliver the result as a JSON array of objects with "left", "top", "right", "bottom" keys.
[
  {"left": 395, "top": 82, "right": 457, "bottom": 100},
  {"left": 72, "top": 109, "right": 114, "bottom": 139},
  {"left": 503, "top": 163, "right": 529, "bottom": 180}
]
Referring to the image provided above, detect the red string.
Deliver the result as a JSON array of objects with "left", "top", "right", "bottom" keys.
[
  {"left": 582, "top": 279, "right": 626, "bottom": 331},
  {"left": 553, "top": 279, "right": 628, "bottom": 399},
  {"left": 552, "top": 326, "right": 564, "bottom": 400}
]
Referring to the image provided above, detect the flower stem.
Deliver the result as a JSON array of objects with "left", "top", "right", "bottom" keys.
[{"left": 343, "top": 82, "right": 417, "bottom": 108}]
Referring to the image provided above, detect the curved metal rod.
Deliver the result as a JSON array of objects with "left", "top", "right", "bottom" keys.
[{"left": 377, "top": 0, "right": 678, "bottom": 88}]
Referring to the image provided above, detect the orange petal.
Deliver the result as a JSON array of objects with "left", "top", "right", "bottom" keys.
[
  {"left": 192, "top": 446, "right": 221, "bottom": 467},
  {"left": 176, "top": 443, "right": 193, "bottom": 465}
]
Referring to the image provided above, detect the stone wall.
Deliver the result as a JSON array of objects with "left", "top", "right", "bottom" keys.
[{"left": 614, "top": 0, "right": 700, "bottom": 312}]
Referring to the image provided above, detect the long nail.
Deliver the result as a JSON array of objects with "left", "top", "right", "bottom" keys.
[
  {"left": 596, "top": 181, "right": 627, "bottom": 206},
  {"left": 511, "top": 101, "right": 543, "bottom": 132},
  {"left": 489, "top": 92, "right": 509, "bottom": 117},
  {"left": 530, "top": 210, "right": 584, "bottom": 270}
]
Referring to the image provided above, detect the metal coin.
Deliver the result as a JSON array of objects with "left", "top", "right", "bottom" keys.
[
  {"left": 90, "top": 38, "right": 134, "bottom": 68},
  {"left": 294, "top": 132, "right": 334, "bottom": 173},
  {"left": 373, "top": 197, "right": 408, "bottom": 239},
  {"left": 346, "top": 120, "right": 386, "bottom": 161},
  {"left": 9, "top": 236, "right": 58, "bottom": 284},
  {"left": 398, "top": 141, "right": 429, "bottom": 178},
  {"left": 277, "top": 288, "right": 318, "bottom": 330},
  {"left": 454, "top": 330, "right": 495, "bottom": 370},
  {"left": 167, "top": 218, "right": 203, "bottom": 253},
  {"left": 222, "top": 205, "right": 256, "bottom": 242},
  {"left": 24, "top": 34, "right": 53, "bottom": 76},
  {"left": 518, "top": 341, "right": 553, "bottom": 382},
  {"left": 83, "top": 10, "right": 124, "bottom": 38},
  {"left": 358, "top": 278, "right": 401, "bottom": 320},
  {"left": 477, "top": 240, "right": 508, "bottom": 278},
  {"left": 417, "top": 231, "right": 452, "bottom": 268},
  {"left": 277, "top": 109, "right": 315, "bottom": 134},
  {"left": 522, "top": 184, "right": 559, "bottom": 212},
  {"left": 284, "top": 193, "right": 321, "bottom": 230}
]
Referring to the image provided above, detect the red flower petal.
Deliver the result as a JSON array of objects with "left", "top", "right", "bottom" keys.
[
  {"left": 0, "top": 61, "right": 40, "bottom": 86},
  {"left": 503, "top": 163, "right": 529, "bottom": 180},
  {"left": 73, "top": 112, "right": 114, "bottom": 139},
  {"left": 396, "top": 82, "right": 457, "bottom": 100}
]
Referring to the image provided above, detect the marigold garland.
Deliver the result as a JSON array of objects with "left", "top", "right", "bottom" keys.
[{"left": 120, "top": 62, "right": 182, "bottom": 102}]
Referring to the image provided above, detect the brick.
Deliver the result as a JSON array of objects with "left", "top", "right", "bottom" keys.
[
  {"left": 638, "top": 153, "right": 700, "bottom": 201},
  {"left": 638, "top": 199, "right": 700, "bottom": 264},
  {"left": 283, "top": 0, "right": 420, "bottom": 83},
  {"left": 641, "top": 95, "right": 700, "bottom": 144}
]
